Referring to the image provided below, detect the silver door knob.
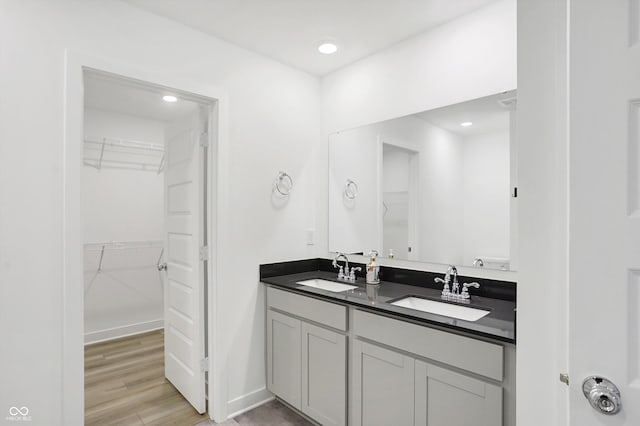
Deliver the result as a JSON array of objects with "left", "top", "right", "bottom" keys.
[{"left": 582, "top": 376, "right": 621, "bottom": 415}]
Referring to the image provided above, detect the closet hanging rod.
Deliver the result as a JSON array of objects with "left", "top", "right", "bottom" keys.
[{"left": 83, "top": 158, "right": 163, "bottom": 169}]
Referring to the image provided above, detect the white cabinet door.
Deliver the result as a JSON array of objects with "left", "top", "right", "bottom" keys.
[
  {"left": 415, "top": 360, "right": 502, "bottom": 426},
  {"left": 351, "top": 340, "right": 415, "bottom": 426},
  {"left": 301, "top": 322, "right": 347, "bottom": 426},
  {"left": 266, "top": 309, "right": 302, "bottom": 409}
]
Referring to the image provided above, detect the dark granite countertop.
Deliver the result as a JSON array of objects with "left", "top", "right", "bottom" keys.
[{"left": 260, "top": 264, "right": 516, "bottom": 344}]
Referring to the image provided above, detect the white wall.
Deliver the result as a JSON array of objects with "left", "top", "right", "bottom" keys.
[
  {"left": 415, "top": 121, "right": 465, "bottom": 265},
  {"left": 462, "top": 130, "right": 510, "bottom": 265},
  {"left": 82, "top": 108, "right": 165, "bottom": 343},
  {"left": 320, "top": 0, "right": 517, "bottom": 133},
  {"left": 328, "top": 126, "right": 380, "bottom": 254},
  {"left": 318, "top": 0, "right": 517, "bottom": 281},
  {"left": 0, "top": 1, "right": 320, "bottom": 423},
  {"left": 83, "top": 109, "right": 165, "bottom": 243}
]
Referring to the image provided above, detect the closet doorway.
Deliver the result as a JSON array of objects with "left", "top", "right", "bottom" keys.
[
  {"left": 381, "top": 141, "right": 419, "bottom": 261},
  {"left": 81, "top": 70, "right": 212, "bottom": 425}
]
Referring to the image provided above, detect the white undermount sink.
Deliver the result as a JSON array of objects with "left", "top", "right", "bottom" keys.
[
  {"left": 296, "top": 278, "right": 357, "bottom": 293},
  {"left": 390, "top": 296, "right": 490, "bottom": 322}
]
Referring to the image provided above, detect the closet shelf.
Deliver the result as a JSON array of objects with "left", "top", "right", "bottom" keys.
[
  {"left": 84, "top": 240, "right": 164, "bottom": 252},
  {"left": 83, "top": 136, "right": 165, "bottom": 173},
  {"left": 84, "top": 240, "right": 164, "bottom": 272}
]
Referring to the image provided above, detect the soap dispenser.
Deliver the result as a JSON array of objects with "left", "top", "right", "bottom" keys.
[{"left": 366, "top": 250, "right": 380, "bottom": 284}]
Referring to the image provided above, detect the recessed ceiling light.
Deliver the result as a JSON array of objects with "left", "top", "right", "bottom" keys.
[
  {"left": 318, "top": 42, "right": 338, "bottom": 55},
  {"left": 163, "top": 95, "right": 178, "bottom": 103},
  {"left": 460, "top": 121, "right": 473, "bottom": 127}
]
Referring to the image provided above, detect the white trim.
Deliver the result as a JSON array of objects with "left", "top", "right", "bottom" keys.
[
  {"left": 63, "top": 49, "right": 229, "bottom": 424},
  {"left": 83, "top": 320, "right": 164, "bottom": 345},
  {"left": 379, "top": 137, "right": 420, "bottom": 154},
  {"left": 210, "top": 79, "right": 230, "bottom": 424},
  {"left": 379, "top": 137, "right": 421, "bottom": 260},
  {"left": 62, "top": 49, "right": 85, "bottom": 426},
  {"left": 226, "top": 388, "right": 274, "bottom": 419},
  {"left": 376, "top": 135, "right": 384, "bottom": 252}
]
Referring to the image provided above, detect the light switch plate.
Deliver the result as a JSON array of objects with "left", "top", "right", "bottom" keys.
[{"left": 306, "top": 228, "right": 315, "bottom": 245}]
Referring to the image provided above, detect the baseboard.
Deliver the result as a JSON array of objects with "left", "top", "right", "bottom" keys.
[
  {"left": 84, "top": 319, "right": 164, "bottom": 344},
  {"left": 226, "top": 387, "right": 274, "bottom": 419}
]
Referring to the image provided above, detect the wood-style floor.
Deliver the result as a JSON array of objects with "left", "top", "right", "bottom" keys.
[
  {"left": 85, "top": 330, "right": 209, "bottom": 426},
  {"left": 85, "top": 330, "right": 313, "bottom": 425}
]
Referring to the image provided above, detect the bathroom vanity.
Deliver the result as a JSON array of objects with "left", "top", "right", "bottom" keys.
[{"left": 260, "top": 259, "right": 516, "bottom": 426}]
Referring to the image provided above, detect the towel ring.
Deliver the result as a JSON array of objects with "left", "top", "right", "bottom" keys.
[
  {"left": 275, "top": 171, "right": 293, "bottom": 196},
  {"left": 344, "top": 179, "right": 358, "bottom": 200}
]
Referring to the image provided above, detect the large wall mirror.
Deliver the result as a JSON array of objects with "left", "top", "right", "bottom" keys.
[{"left": 328, "top": 91, "right": 517, "bottom": 271}]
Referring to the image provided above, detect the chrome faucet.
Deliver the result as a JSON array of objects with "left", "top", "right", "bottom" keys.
[
  {"left": 448, "top": 265, "right": 460, "bottom": 294},
  {"left": 434, "top": 265, "right": 479, "bottom": 303},
  {"left": 332, "top": 253, "right": 350, "bottom": 281},
  {"left": 434, "top": 265, "right": 456, "bottom": 297}
]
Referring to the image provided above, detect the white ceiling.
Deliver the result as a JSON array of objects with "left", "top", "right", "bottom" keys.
[
  {"left": 123, "top": 0, "right": 499, "bottom": 76},
  {"left": 84, "top": 72, "right": 200, "bottom": 122},
  {"left": 415, "top": 90, "right": 516, "bottom": 137}
]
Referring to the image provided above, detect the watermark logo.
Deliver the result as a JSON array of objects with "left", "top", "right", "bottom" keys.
[{"left": 6, "top": 406, "right": 31, "bottom": 422}]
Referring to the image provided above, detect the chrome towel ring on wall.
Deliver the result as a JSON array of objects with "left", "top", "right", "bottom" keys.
[
  {"left": 274, "top": 171, "right": 293, "bottom": 196},
  {"left": 344, "top": 179, "right": 358, "bottom": 199}
]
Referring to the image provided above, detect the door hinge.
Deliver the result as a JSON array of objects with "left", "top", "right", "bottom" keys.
[
  {"left": 199, "top": 132, "right": 209, "bottom": 148},
  {"left": 200, "top": 357, "right": 209, "bottom": 372},
  {"left": 559, "top": 373, "right": 569, "bottom": 386},
  {"left": 199, "top": 245, "right": 209, "bottom": 261}
]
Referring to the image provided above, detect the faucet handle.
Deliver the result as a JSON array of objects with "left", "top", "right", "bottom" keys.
[
  {"left": 337, "top": 266, "right": 345, "bottom": 280},
  {"left": 349, "top": 267, "right": 362, "bottom": 281},
  {"left": 461, "top": 282, "right": 480, "bottom": 299},
  {"left": 435, "top": 277, "right": 450, "bottom": 296}
]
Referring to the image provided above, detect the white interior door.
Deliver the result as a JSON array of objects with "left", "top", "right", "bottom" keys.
[
  {"left": 569, "top": 0, "right": 640, "bottom": 423},
  {"left": 163, "top": 108, "right": 207, "bottom": 414}
]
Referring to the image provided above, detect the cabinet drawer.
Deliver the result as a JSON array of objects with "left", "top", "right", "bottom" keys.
[
  {"left": 353, "top": 309, "right": 503, "bottom": 381},
  {"left": 267, "top": 286, "right": 347, "bottom": 331}
]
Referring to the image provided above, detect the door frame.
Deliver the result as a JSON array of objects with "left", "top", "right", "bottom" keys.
[
  {"left": 62, "top": 50, "right": 230, "bottom": 424},
  {"left": 379, "top": 137, "right": 420, "bottom": 260}
]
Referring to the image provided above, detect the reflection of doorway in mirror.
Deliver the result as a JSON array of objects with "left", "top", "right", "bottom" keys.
[
  {"left": 328, "top": 90, "right": 516, "bottom": 270},
  {"left": 382, "top": 142, "right": 419, "bottom": 261}
]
